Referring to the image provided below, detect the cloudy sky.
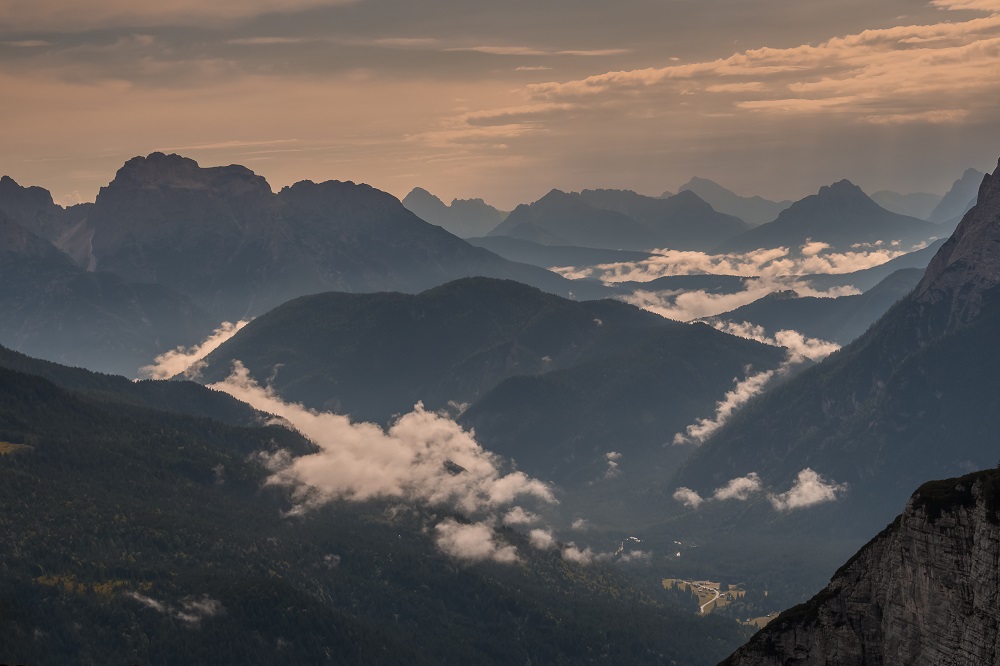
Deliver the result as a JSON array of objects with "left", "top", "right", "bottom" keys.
[{"left": 2, "top": 0, "right": 999, "bottom": 208}]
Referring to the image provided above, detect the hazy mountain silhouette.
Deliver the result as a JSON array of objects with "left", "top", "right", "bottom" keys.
[
  {"left": 489, "top": 189, "right": 661, "bottom": 250},
  {"left": 489, "top": 188, "right": 747, "bottom": 251},
  {"left": 465, "top": 235, "right": 654, "bottom": 271},
  {"left": 0, "top": 174, "right": 83, "bottom": 242},
  {"left": 869, "top": 189, "right": 941, "bottom": 220},
  {"left": 402, "top": 187, "right": 507, "bottom": 238},
  {"left": 0, "top": 213, "right": 214, "bottom": 375},
  {"left": 716, "top": 268, "right": 923, "bottom": 345},
  {"left": 61, "top": 153, "right": 607, "bottom": 321},
  {"left": 676, "top": 159, "right": 1000, "bottom": 538},
  {"left": 928, "top": 167, "right": 985, "bottom": 224},
  {"left": 578, "top": 188, "right": 749, "bottom": 249},
  {"left": 715, "top": 180, "right": 940, "bottom": 254},
  {"left": 677, "top": 177, "right": 792, "bottom": 226}
]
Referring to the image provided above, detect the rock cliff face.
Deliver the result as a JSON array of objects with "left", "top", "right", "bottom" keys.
[{"left": 722, "top": 469, "right": 1000, "bottom": 665}]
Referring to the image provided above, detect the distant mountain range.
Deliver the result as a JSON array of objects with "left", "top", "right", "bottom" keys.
[
  {"left": 489, "top": 188, "right": 748, "bottom": 251},
  {"left": 869, "top": 189, "right": 941, "bottom": 219},
  {"left": 676, "top": 177, "right": 792, "bottom": 227},
  {"left": 465, "top": 235, "right": 655, "bottom": 272},
  {"left": 0, "top": 154, "right": 619, "bottom": 372},
  {"left": 928, "top": 167, "right": 985, "bottom": 226},
  {"left": 402, "top": 187, "right": 508, "bottom": 238},
  {"left": 675, "top": 159, "right": 1000, "bottom": 538},
  {"left": 0, "top": 208, "right": 214, "bottom": 375},
  {"left": 715, "top": 179, "right": 940, "bottom": 254}
]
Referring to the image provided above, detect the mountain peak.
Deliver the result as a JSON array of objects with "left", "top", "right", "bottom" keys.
[
  {"left": 0, "top": 174, "right": 56, "bottom": 208},
  {"left": 912, "top": 159, "right": 998, "bottom": 324},
  {"left": 817, "top": 179, "right": 865, "bottom": 199},
  {"left": 102, "top": 152, "right": 271, "bottom": 200}
]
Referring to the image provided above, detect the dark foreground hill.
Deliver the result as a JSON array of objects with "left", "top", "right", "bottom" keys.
[
  {"left": 723, "top": 468, "right": 1000, "bottom": 665},
  {"left": 0, "top": 354, "right": 747, "bottom": 665},
  {"left": 198, "top": 278, "right": 786, "bottom": 486}
]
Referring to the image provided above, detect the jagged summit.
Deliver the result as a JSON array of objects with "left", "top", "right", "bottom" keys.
[
  {"left": 101, "top": 152, "right": 272, "bottom": 199},
  {"left": 912, "top": 160, "right": 998, "bottom": 325},
  {"left": 715, "top": 177, "right": 938, "bottom": 253}
]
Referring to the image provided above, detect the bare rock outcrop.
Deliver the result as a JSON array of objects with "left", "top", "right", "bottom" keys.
[{"left": 722, "top": 469, "right": 1000, "bottom": 665}]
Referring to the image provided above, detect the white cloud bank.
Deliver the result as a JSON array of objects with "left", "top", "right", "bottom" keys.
[
  {"left": 211, "top": 362, "right": 555, "bottom": 515},
  {"left": 672, "top": 468, "right": 847, "bottom": 512},
  {"left": 768, "top": 468, "right": 848, "bottom": 511},
  {"left": 434, "top": 519, "right": 520, "bottom": 564},
  {"left": 552, "top": 244, "right": 913, "bottom": 284},
  {"left": 207, "top": 362, "right": 559, "bottom": 564},
  {"left": 139, "top": 320, "right": 249, "bottom": 380}
]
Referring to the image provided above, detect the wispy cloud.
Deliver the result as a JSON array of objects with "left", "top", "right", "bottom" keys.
[
  {"left": 707, "top": 320, "right": 841, "bottom": 362},
  {"left": 139, "top": 320, "right": 249, "bottom": 380},
  {"left": 552, "top": 244, "right": 913, "bottom": 283},
  {"left": 1, "top": 0, "right": 359, "bottom": 30},
  {"left": 673, "top": 366, "right": 779, "bottom": 445},
  {"left": 673, "top": 468, "right": 846, "bottom": 511}
]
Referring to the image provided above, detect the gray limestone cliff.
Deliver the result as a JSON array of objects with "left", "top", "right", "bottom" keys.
[{"left": 722, "top": 469, "right": 1000, "bottom": 665}]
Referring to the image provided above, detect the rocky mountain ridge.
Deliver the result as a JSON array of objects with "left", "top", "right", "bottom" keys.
[{"left": 723, "top": 468, "right": 1000, "bottom": 665}]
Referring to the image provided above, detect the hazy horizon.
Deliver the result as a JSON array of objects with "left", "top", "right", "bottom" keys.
[{"left": 2, "top": 0, "right": 999, "bottom": 208}]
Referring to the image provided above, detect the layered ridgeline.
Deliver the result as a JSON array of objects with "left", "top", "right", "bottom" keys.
[
  {"left": 14, "top": 153, "right": 608, "bottom": 323},
  {"left": 401, "top": 187, "right": 507, "bottom": 238},
  {"left": 0, "top": 209, "right": 214, "bottom": 376},
  {"left": 715, "top": 180, "right": 939, "bottom": 254},
  {"left": 929, "top": 167, "right": 985, "bottom": 225},
  {"left": 674, "top": 158, "right": 1000, "bottom": 538},
  {"left": 676, "top": 177, "right": 792, "bottom": 227},
  {"left": 488, "top": 188, "right": 748, "bottom": 251},
  {"left": 0, "top": 347, "right": 748, "bottom": 664},
  {"left": 197, "top": 277, "right": 786, "bottom": 486},
  {"left": 723, "top": 469, "right": 1000, "bottom": 665},
  {"left": 714, "top": 268, "right": 924, "bottom": 345}
]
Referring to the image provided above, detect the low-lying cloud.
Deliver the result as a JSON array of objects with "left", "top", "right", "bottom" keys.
[
  {"left": 434, "top": 519, "right": 520, "bottom": 564},
  {"left": 552, "top": 243, "right": 914, "bottom": 284},
  {"left": 712, "top": 472, "right": 763, "bottom": 501},
  {"left": 768, "top": 468, "right": 848, "bottom": 511},
  {"left": 671, "top": 325, "right": 837, "bottom": 447},
  {"left": 620, "top": 280, "right": 858, "bottom": 323},
  {"left": 139, "top": 320, "right": 249, "bottom": 380},
  {"left": 212, "top": 362, "right": 555, "bottom": 516},
  {"left": 708, "top": 320, "right": 841, "bottom": 362},
  {"left": 673, "top": 468, "right": 846, "bottom": 512},
  {"left": 673, "top": 367, "right": 778, "bottom": 445}
]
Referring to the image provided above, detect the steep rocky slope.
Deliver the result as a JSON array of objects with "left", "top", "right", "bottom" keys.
[
  {"left": 723, "top": 469, "right": 1000, "bottom": 665},
  {"left": 675, "top": 159, "right": 1000, "bottom": 536}
]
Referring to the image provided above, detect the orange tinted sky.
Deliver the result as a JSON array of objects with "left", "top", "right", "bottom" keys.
[{"left": 1, "top": 0, "right": 999, "bottom": 208}]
